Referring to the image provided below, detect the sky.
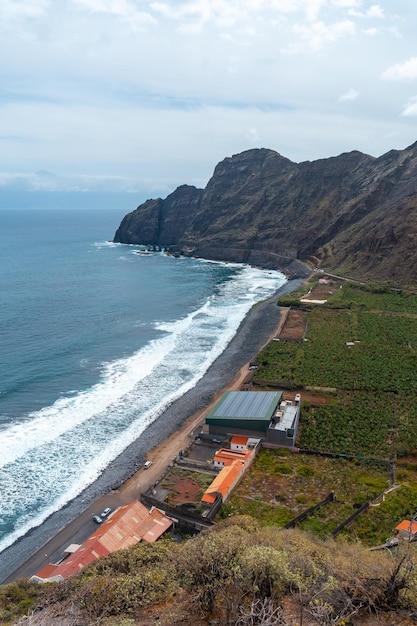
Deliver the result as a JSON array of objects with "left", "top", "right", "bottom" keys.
[{"left": 1, "top": 0, "right": 417, "bottom": 202}]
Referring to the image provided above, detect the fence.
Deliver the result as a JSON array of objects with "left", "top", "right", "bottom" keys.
[
  {"left": 140, "top": 493, "right": 213, "bottom": 534},
  {"left": 330, "top": 501, "right": 370, "bottom": 537},
  {"left": 283, "top": 492, "right": 335, "bottom": 529}
]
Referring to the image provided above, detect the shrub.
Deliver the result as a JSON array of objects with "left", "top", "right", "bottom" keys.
[
  {"left": 296, "top": 465, "right": 316, "bottom": 478},
  {"left": 296, "top": 494, "right": 308, "bottom": 504},
  {"left": 0, "top": 578, "right": 42, "bottom": 624}
]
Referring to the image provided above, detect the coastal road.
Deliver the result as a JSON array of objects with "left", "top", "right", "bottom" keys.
[
  {"left": 2, "top": 492, "right": 133, "bottom": 583},
  {"left": 2, "top": 404, "right": 208, "bottom": 584}
]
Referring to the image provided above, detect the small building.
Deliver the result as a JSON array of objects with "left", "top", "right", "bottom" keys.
[
  {"left": 267, "top": 396, "right": 301, "bottom": 447},
  {"left": 395, "top": 520, "right": 417, "bottom": 541},
  {"left": 32, "top": 500, "right": 173, "bottom": 582},
  {"left": 201, "top": 461, "right": 245, "bottom": 506},
  {"left": 213, "top": 447, "right": 253, "bottom": 468},
  {"left": 230, "top": 435, "right": 260, "bottom": 450}
]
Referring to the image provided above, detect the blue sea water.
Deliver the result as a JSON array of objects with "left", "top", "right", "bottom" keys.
[{"left": 0, "top": 208, "right": 286, "bottom": 555}]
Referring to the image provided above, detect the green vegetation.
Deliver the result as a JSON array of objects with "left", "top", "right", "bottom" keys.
[
  {"left": 239, "top": 282, "right": 417, "bottom": 546},
  {"left": 276, "top": 278, "right": 317, "bottom": 306},
  {"left": 346, "top": 481, "right": 417, "bottom": 544},
  {"left": 256, "top": 307, "right": 417, "bottom": 395},
  {"left": 0, "top": 578, "right": 41, "bottom": 625},
  {"left": 228, "top": 449, "right": 395, "bottom": 542},
  {"left": 4, "top": 280, "right": 417, "bottom": 625},
  {"left": 254, "top": 283, "right": 417, "bottom": 458},
  {"left": 298, "top": 390, "right": 395, "bottom": 456},
  {"left": 7, "top": 520, "right": 417, "bottom": 625},
  {"left": 327, "top": 281, "right": 417, "bottom": 313}
]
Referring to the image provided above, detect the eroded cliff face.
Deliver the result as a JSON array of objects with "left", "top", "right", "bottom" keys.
[{"left": 114, "top": 143, "right": 417, "bottom": 284}]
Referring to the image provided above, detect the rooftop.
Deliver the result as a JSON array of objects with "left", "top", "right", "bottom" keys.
[
  {"left": 32, "top": 501, "right": 173, "bottom": 582},
  {"left": 396, "top": 520, "right": 417, "bottom": 535},
  {"left": 214, "top": 448, "right": 253, "bottom": 466},
  {"left": 201, "top": 461, "right": 243, "bottom": 504},
  {"left": 269, "top": 400, "right": 299, "bottom": 433},
  {"left": 207, "top": 391, "right": 282, "bottom": 422}
]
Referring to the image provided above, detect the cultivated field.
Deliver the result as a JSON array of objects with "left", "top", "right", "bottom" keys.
[{"left": 232, "top": 280, "right": 417, "bottom": 544}]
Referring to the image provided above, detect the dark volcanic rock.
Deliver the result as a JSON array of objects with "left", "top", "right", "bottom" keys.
[{"left": 114, "top": 142, "right": 417, "bottom": 285}]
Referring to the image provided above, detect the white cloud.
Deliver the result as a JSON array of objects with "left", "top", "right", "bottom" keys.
[
  {"left": 150, "top": 0, "right": 242, "bottom": 28},
  {"left": 349, "top": 4, "right": 384, "bottom": 18},
  {"left": 331, "top": 0, "right": 360, "bottom": 7},
  {"left": 219, "top": 32, "right": 235, "bottom": 42},
  {"left": 401, "top": 96, "right": 417, "bottom": 117},
  {"left": 0, "top": 0, "right": 415, "bottom": 192},
  {"left": 284, "top": 19, "right": 356, "bottom": 53},
  {"left": 339, "top": 88, "right": 359, "bottom": 101},
  {"left": 363, "top": 27, "right": 378, "bottom": 36},
  {"left": 150, "top": 0, "right": 350, "bottom": 29},
  {"left": 70, "top": 0, "right": 156, "bottom": 28},
  {"left": 367, "top": 5, "right": 384, "bottom": 18},
  {"left": 246, "top": 128, "right": 260, "bottom": 143},
  {"left": 0, "top": 0, "right": 50, "bottom": 35},
  {"left": 382, "top": 57, "right": 417, "bottom": 80},
  {"left": 0, "top": 0, "right": 50, "bottom": 21}
]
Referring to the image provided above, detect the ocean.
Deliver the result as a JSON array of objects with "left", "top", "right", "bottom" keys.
[{"left": 0, "top": 208, "right": 286, "bottom": 556}]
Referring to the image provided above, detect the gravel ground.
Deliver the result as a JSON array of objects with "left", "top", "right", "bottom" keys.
[{"left": 0, "top": 278, "right": 303, "bottom": 583}]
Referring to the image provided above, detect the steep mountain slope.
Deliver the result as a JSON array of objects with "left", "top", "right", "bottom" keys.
[{"left": 114, "top": 142, "right": 417, "bottom": 285}]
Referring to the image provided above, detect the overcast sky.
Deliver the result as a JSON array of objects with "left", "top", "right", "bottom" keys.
[{"left": 1, "top": 0, "right": 417, "bottom": 197}]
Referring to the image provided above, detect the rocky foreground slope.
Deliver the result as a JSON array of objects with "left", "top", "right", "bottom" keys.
[{"left": 114, "top": 142, "right": 417, "bottom": 285}]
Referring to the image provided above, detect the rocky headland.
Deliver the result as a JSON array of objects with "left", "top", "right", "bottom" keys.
[{"left": 114, "top": 142, "right": 417, "bottom": 286}]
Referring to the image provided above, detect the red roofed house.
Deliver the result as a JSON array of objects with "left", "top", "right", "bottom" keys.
[
  {"left": 213, "top": 447, "right": 253, "bottom": 469},
  {"left": 395, "top": 520, "right": 417, "bottom": 541},
  {"left": 230, "top": 435, "right": 260, "bottom": 451},
  {"left": 201, "top": 460, "right": 245, "bottom": 506},
  {"left": 230, "top": 435, "right": 250, "bottom": 450},
  {"left": 32, "top": 500, "right": 173, "bottom": 582}
]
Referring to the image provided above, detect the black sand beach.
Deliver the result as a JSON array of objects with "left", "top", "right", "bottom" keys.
[{"left": 0, "top": 278, "right": 303, "bottom": 584}]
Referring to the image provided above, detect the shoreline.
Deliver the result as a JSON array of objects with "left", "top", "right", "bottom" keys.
[{"left": 0, "top": 277, "right": 303, "bottom": 584}]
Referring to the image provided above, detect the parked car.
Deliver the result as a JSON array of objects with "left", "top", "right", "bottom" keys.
[
  {"left": 92, "top": 515, "right": 102, "bottom": 524},
  {"left": 100, "top": 507, "right": 112, "bottom": 519},
  {"left": 143, "top": 460, "right": 152, "bottom": 469},
  {"left": 211, "top": 438, "right": 221, "bottom": 444}
]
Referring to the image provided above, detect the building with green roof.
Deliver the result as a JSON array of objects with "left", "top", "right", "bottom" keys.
[
  {"left": 205, "top": 390, "right": 301, "bottom": 446},
  {"left": 205, "top": 390, "right": 283, "bottom": 438}
]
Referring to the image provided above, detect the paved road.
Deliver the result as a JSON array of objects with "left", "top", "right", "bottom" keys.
[{"left": 2, "top": 491, "right": 134, "bottom": 583}]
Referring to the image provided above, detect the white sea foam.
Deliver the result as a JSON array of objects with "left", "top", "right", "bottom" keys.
[{"left": 0, "top": 263, "right": 286, "bottom": 555}]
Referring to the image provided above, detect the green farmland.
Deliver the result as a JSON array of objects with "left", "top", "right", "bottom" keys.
[
  {"left": 229, "top": 281, "right": 417, "bottom": 544},
  {"left": 253, "top": 281, "right": 417, "bottom": 458}
]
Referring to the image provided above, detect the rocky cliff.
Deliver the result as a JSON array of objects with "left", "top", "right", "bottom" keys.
[{"left": 114, "top": 142, "right": 417, "bottom": 285}]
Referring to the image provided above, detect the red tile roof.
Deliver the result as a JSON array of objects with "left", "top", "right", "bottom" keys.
[
  {"left": 201, "top": 461, "right": 243, "bottom": 504},
  {"left": 231, "top": 435, "right": 249, "bottom": 446},
  {"left": 214, "top": 448, "right": 252, "bottom": 466},
  {"left": 395, "top": 520, "right": 417, "bottom": 535},
  {"left": 33, "top": 501, "right": 173, "bottom": 581},
  {"left": 32, "top": 564, "right": 61, "bottom": 580}
]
